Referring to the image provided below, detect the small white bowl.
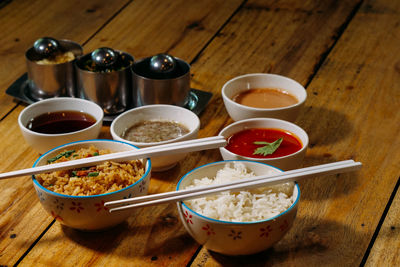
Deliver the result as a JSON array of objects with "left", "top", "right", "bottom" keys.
[
  {"left": 110, "top": 104, "right": 200, "bottom": 171},
  {"left": 219, "top": 118, "right": 308, "bottom": 170},
  {"left": 222, "top": 73, "right": 307, "bottom": 122},
  {"left": 18, "top": 97, "right": 104, "bottom": 154},
  {"left": 177, "top": 160, "right": 300, "bottom": 255},
  {"left": 32, "top": 139, "right": 151, "bottom": 231}
]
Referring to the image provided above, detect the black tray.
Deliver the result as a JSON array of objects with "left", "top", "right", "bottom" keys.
[{"left": 6, "top": 73, "right": 213, "bottom": 122}]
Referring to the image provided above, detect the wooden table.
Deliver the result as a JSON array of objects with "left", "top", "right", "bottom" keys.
[{"left": 0, "top": 0, "right": 399, "bottom": 266}]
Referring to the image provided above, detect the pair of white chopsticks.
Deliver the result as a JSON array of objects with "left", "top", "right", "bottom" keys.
[
  {"left": 0, "top": 136, "right": 227, "bottom": 180},
  {"left": 105, "top": 159, "right": 362, "bottom": 212}
]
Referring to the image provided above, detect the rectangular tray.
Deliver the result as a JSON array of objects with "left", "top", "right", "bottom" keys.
[{"left": 6, "top": 73, "right": 213, "bottom": 122}]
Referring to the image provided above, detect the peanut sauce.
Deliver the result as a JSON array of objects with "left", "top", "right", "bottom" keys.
[{"left": 233, "top": 88, "right": 298, "bottom": 108}]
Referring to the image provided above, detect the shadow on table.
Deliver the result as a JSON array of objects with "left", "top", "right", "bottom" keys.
[
  {"left": 292, "top": 103, "right": 360, "bottom": 202},
  {"left": 297, "top": 104, "right": 353, "bottom": 147},
  {"left": 205, "top": 215, "right": 366, "bottom": 266},
  {"left": 60, "top": 221, "right": 131, "bottom": 252},
  {"left": 60, "top": 202, "right": 198, "bottom": 259},
  {"left": 297, "top": 155, "right": 361, "bottom": 202}
]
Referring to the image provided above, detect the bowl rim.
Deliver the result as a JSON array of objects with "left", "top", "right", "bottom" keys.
[
  {"left": 110, "top": 104, "right": 200, "bottom": 146},
  {"left": 218, "top": 118, "right": 309, "bottom": 161},
  {"left": 222, "top": 73, "right": 307, "bottom": 111},
  {"left": 32, "top": 139, "right": 151, "bottom": 198},
  {"left": 176, "top": 160, "right": 300, "bottom": 225},
  {"left": 18, "top": 97, "right": 104, "bottom": 137}
]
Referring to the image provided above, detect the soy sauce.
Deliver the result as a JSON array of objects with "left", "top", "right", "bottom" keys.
[{"left": 27, "top": 110, "right": 96, "bottom": 134}]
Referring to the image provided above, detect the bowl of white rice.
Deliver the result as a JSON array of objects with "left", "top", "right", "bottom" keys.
[{"left": 176, "top": 160, "right": 300, "bottom": 255}]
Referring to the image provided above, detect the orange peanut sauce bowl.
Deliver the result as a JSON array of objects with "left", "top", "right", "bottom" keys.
[{"left": 222, "top": 73, "right": 307, "bottom": 122}]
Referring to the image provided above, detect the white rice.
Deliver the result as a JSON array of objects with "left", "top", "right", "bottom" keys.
[{"left": 183, "top": 162, "right": 295, "bottom": 222}]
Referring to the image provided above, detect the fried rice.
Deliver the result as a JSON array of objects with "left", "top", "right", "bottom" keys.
[{"left": 35, "top": 145, "right": 145, "bottom": 196}]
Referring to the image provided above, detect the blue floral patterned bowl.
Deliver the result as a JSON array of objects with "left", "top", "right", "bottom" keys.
[
  {"left": 176, "top": 160, "right": 299, "bottom": 255},
  {"left": 32, "top": 139, "right": 151, "bottom": 231}
]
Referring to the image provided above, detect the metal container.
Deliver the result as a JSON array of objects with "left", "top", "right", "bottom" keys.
[
  {"left": 75, "top": 51, "right": 134, "bottom": 115},
  {"left": 25, "top": 40, "right": 83, "bottom": 100},
  {"left": 132, "top": 56, "right": 191, "bottom": 107}
]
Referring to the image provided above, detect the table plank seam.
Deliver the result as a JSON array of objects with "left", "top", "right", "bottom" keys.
[
  {"left": 0, "top": 102, "right": 20, "bottom": 123},
  {"left": 13, "top": 220, "right": 56, "bottom": 266},
  {"left": 360, "top": 176, "right": 400, "bottom": 266},
  {"left": 80, "top": 0, "right": 135, "bottom": 47},
  {"left": 0, "top": 0, "right": 12, "bottom": 10},
  {"left": 304, "top": 0, "right": 363, "bottom": 89},
  {"left": 186, "top": 244, "right": 203, "bottom": 267},
  {"left": 189, "top": 0, "right": 248, "bottom": 66}
]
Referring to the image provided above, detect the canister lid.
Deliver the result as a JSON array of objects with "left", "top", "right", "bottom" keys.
[{"left": 132, "top": 55, "right": 190, "bottom": 80}]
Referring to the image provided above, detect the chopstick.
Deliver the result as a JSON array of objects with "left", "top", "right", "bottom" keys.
[
  {"left": 106, "top": 160, "right": 362, "bottom": 212},
  {"left": 0, "top": 136, "right": 227, "bottom": 179},
  {"left": 105, "top": 159, "right": 354, "bottom": 207}
]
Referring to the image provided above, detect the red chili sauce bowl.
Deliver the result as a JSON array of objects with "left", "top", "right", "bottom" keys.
[
  {"left": 226, "top": 128, "right": 302, "bottom": 159},
  {"left": 219, "top": 118, "right": 309, "bottom": 170}
]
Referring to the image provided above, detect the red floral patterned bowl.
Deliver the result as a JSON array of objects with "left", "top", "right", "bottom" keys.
[
  {"left": 32, "top": 139, "right": 151, "bottom": 231},
  {"left": 176, "top": 160, "right": 300, "bottom": 255}
]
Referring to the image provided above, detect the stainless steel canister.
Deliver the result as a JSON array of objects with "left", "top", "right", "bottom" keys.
[
  {"left": 132, "top": 57, "right": 190, "bottom": 107},
  {"left": 75, "top": 51, "right": 134, "bottom": 115},
  {"left": 25, "top": 39, "right": 83, "bottom": 100}
]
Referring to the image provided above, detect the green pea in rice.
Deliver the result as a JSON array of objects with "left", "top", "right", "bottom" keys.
[{"left": 36, "top": 146, "right": 145, "bottom": 196}]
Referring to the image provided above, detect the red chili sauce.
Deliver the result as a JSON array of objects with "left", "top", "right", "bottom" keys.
[{"left": 225, "top": 128, "right": 302, "bottom": 158}]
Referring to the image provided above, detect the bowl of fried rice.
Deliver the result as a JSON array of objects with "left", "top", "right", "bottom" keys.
[{"left": 32, "top": 139, "right": 151, "bottom": 231}]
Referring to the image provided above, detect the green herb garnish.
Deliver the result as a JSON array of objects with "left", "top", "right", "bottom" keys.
[
  {"left": 47, "top": 155, "right": 61, "bottom": 163},
  {"left": 47, "top": 150, "right": 76, "bottom": 163},
  {"left": 63, "top": 150, "right": 75, "bottom": 158},
  {"left": 253, "top": 138, "right": 283, "bottom": 156},
  {"left": 93, "top": 152, "right": 99, "bottom": 156},
  {"left": 88, "top": 172, "right": 99, "bottom": 177}
]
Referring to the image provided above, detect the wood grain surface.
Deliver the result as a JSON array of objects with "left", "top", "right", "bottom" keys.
[
  {"left": 0, "top": 0, "right": 131, "bottom": 263},
  {"left": 366, "top": 185, "right": 400, "bottom": 266},
  {"left": 0, "top": 0, "right": 399, "bottom": 266},
  {"left": 0, "top": 0, "right": 130, "bottom": 118},
  {"left": 189, "top": 0, "right": 400, "bottom": 265}
]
